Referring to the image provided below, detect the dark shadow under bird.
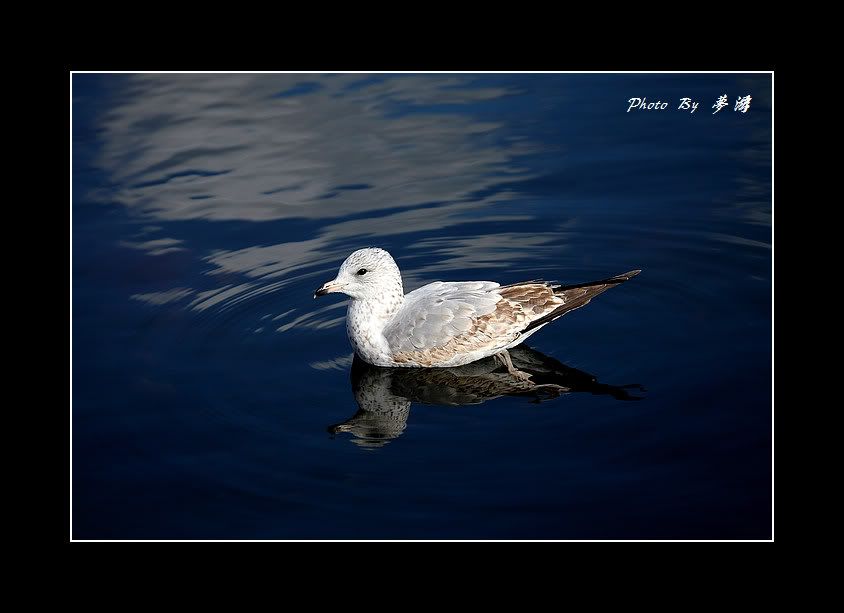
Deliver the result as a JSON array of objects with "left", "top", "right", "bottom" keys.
[{"left": 328, "top": 345, "right": 645, "bottom": 448}]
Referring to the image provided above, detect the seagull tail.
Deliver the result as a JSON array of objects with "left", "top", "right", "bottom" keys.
[{"left": 522, "top": 269, "right": 642, "bottom": 334}]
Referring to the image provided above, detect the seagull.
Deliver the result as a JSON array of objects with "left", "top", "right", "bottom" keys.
[{"left": 314, "top": 247, "right": 640, "bottom": 379}]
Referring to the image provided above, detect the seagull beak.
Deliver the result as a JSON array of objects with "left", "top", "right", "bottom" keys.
[{"left": 314, "top": 279, "right": 344, "bottom": 299}]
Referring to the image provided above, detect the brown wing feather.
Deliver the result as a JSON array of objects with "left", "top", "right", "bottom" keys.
[
  {"left": 521, "top": 270, "right": 641, "bottom": 333},
  {"left": 392, "top": 271, "right": 641, "bottom": 366},
  {"left": 497, "top": 282, "right": 562, "bottom": 318}
]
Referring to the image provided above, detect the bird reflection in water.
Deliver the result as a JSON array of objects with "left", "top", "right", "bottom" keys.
[{"left": 329, "top": 346, "right": 645, "bottom": 448}]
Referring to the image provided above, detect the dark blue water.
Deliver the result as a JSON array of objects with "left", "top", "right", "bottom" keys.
[{"left": 72, "top": 73, "right": 772, "bottom": 539}]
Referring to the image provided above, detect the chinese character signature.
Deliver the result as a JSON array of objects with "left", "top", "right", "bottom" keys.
[
  {"left": 734, "top": 95, "right": 752, "bottom": 113},
  {"left": 713, "top": 94, "right": 752, "bottom": 114},
  {"left": 712, "top": 95, "right": 729, "bottom": 114}
]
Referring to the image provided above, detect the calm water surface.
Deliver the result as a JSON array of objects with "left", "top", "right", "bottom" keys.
[{"left": 72, "top": 74, "right": 772, "bottom": 539}]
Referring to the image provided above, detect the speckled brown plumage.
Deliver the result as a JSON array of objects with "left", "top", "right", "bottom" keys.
[
  {"left": 391, "top": 273, "right": 640, "bottom": 366},
  {"left": 392, "top": 282, "right": 564, "bottom": 366}
]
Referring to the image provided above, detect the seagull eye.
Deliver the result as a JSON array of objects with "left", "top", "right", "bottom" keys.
[{"left": 356, "top": 268, "right": 368, "bottom": 276}]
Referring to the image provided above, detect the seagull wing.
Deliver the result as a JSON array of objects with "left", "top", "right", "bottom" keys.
[
  {"left": 384, "top": 282, "right": 502, "bottom": 362},
  {"left": 383, "top": 271, "right": 641, "bottom": 366}
]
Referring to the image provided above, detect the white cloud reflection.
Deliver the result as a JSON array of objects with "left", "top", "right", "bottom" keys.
[
  {"left": 309, "top": 353, "right": 355, "bottom": 372},
  {"left": 90, "top": 74, "right": 545, "bottom": 331},
  {"left": 131, "top": 287, "right": 194, "bottom": 305},
  {"left": 119, "top": 237, "right": 186, "bottom": 256},
  {"left": 93, "top": 74, "right": 534, "bottom": 223}
]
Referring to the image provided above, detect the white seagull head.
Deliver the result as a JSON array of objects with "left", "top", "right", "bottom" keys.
[{"left": 314, "top": 247, "right": 403, "bottom": 301}]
